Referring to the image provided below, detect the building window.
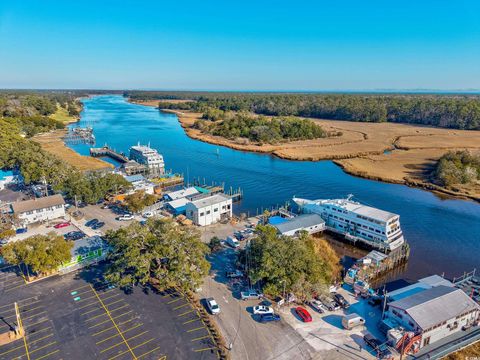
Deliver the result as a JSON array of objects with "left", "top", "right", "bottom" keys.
[
  {"left": 206, "top": 210, "right": 211, "bottom": 215},
  {"left": 200, "top": 212, "right": 204, "bottom": 217},
  {"left": 214, "top": 208, "right": 218, "bottom": 212}
]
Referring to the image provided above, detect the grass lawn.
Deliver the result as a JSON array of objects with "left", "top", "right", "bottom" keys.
[{"left": 49, "top": 104, "right": 78, "bottom": 123}]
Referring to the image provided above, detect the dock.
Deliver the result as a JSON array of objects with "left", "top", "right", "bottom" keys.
[
  {"left": 90, "top": 145, "right": 129, "bottom": 163},
  {"left": 192, "top": 178, "right": 243, "bottom": 203}
]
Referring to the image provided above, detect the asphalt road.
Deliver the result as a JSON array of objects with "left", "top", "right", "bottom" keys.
[
  {"left": 200, "top": 248, "right": 315, "bottom": 360},
  {"left": 0, "top": 264, "right": 219, "bottom": 360}
]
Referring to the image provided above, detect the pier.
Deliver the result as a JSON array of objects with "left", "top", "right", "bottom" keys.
[
  {"left": 192, "top": 178, "right": 243, "bottom": 202},
  {"left": 90, "top": 145, "right": 129, "bottom": 163}
]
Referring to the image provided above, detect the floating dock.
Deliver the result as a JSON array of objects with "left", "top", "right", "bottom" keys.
[{"left": 90, "top": 145, "right": 129, "bottom": 163}]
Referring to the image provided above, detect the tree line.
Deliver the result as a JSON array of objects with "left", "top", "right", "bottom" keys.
[
  {"left": 126, "top": 91, "right": 480, "bottom": 130},
  {"left": 433, "top": 150, "right": 480, "bottom": 187},
  {"left": 193, "top": 111, "right": 329, "bottom": 144}
]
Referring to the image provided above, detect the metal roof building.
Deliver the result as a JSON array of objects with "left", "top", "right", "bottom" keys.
[{"left": 273, "top": 213, "right": 325, "bottom": 236}]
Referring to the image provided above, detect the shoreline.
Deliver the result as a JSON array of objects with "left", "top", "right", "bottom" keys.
[{"left": 132, "top": 100, "right": 480, "bottom": 202}]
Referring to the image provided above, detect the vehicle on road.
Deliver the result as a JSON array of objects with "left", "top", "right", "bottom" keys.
[
  {"left": 116, "top": 214, "right": 134, "bottom": 221},
  {"left": 54, "top": 222, "right": 70, "bottom": 229},
  {"left": 259, "top": 313, "right": 281, "bottom": 323},
  {"left": 15, "top": 228, "right": 27, "bottom": 234},
  {"left": 241, "top": 290, "right": 263, "bottom": 300},
  {"left": 226, "top": 236, "right": 239, "bottom": 248},
  {"left": 309, "top": 299, "right": 326, "bottom": 313},
  {"left": 91, "top": 221, "right": 105, "bottom": 230},
  {"left": 205, "top": 297, "right": 220, "bottom": 315},
  {"left": 318, "top": 295, "right": 340, "bottom": 311},
  {"left": 142, "top": 211, "right": 154, "bottom": 218},
  {"left": 333, "top": 293, "right": 350, "bottom": 309},
  {"left": 342, "top": 313, "right": 365, "bottom": 330},
  {"left": 363, "top": 333, "right": 381, "bottom": 351},
  {"left": 85, "top": 219, "right": 99, "bottom": 227},
  {"left": 225, "top": 270, "right": 243, "bottom": 278},
  {"left": 295, "top": 307, "right": 312, "bottom": 322},
  {"left": 253, "top": 305, "right": 274, "bottom": 315}
]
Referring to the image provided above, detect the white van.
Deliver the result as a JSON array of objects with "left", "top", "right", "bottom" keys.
[
  {"left": 342, "top": 313, "right": 365, "bottom": 330},
  {"left": 226, "top": 236, "right": 240, "bottom": 248}
]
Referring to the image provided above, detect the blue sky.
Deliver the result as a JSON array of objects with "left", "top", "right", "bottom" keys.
[{"left": 1, "top": 0, "right": 479, "bottom": 90}]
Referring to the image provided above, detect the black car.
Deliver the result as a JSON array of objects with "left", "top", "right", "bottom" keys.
[
  {"left": 259, "top": 313, "right": 281, "bottom": 323},
  {"left": 363, "top": 333, "right": 381, "bottom": 351},
  {"left": 91, "top": 222, "right": 105, "bottom": 230},
  {"left": 85, "top": 219, "right": 99, "bottom": 227},
  {"left": 333, "top": 293, "right": 350, "bottom": 309},
  {"left": 64, "top": 231, "right": 85, "bottom": 240}
]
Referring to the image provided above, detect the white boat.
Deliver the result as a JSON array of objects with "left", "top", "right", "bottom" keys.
[{"left": 293, "top": 195, "right": 405, "bottom": 252}]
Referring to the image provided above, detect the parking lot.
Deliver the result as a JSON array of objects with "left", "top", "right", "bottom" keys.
[{"left": 0, "top": 264, "right": 220, "bottom": 360}]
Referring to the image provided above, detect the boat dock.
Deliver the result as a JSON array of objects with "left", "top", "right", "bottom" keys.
[
  {"left": 191, "top": 178, "right": 243, "bottom": 202},
  {"left": 90, "top": 145, "right": 129, "bottom": 163}
]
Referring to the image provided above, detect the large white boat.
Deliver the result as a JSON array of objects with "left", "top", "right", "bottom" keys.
[{"left": 293, "top": 195, "right": 405, "bottom": 252}]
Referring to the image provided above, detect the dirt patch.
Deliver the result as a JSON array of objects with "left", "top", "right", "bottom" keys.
[
  {"left": 130, "top": 99, "right": 195, "bottom": 107},
  {"left": 33, "top": 130, "right": 113, "bottom": 171}
]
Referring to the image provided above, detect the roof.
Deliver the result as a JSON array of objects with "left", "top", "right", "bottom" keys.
[
  {"left": 166, "top": 187, "right": 199, "bottom": 200},
  {"left": 388, "top": 285, "right": 480, "bottom": 330},
  {"left": 388, "top": 283, "right": 431, "bottom": 302},
  {"left": 12, "top": 194, "right": 65, "bottom": 214},
  {"left": 273, "top": 213, "right": 325, "bottom": 234},
  {"left": 0, "top": 169, "right": 14, "bottom": 180},
  {"left": 166, "top": 198, "right": 190, "bottom": 210},
  {"left": 72, "top": 236, "right": 107, "bottom": 257},
  {"left": 188, "top": 194, "right": 231, "bottom": 209},
  {"left": 364, "top": 250, "right": 389, "bottom": 263},
  {"left": 124, "top": 174, "right": 145, "bottom": 183},
  {"left": 418, "top": 274, "right": 454, "bottom": 288}
]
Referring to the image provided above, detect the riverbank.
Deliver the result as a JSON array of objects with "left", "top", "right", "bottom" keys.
[
  {"left": 159, "top": 108, "right": 480, "bottom": 201},
  {"left": 33, "top": 130, "right": 113, "bottom": 171}
]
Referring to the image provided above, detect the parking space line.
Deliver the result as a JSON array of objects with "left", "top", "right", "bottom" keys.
[
  {"left": 187, "top": 326, "right": 207, "bottom": 333},
  {"left": 97, "top": 292, "right": 121, "bottom": 302},
  {"left": 29, "top": 341, "right": 57, "bottom": 354},
  {"left": 26, "top": 326, "right": 52, "bottom": 337},
  {"left": 0, "top": 343, "right": 25, "bottom": 356},
  {"left": 89, "top": 284, "right": 137, "bottom": 359},
  {"left": 178, "top": 309, "right": 195, "bottom": 317},
  {"left": 194, "top": 347, "right": 217, "bottom": 353},
  {"left": 135, "top": 347, "right": 162, "bottom": 360},
  {"left": 34, "top": 349, "right": 60, "bottom": 360},
  {"left": 77, "top": 301, "right": 99, "bottom": 311},
  {"left": 183, "top": 318, "right": 201, "bottom": 325},
  {"left": 23, "top": 311, "right": 47, "bottom": 321},
  {"left": 92, "top": 319, "right": 140, "bottom": 337},
  {"left": 25, "top": 318, "right": 50, "bottom": 329},
  {"left": 107, "top": 339, "right": 154, "bottom": 360},
  {"left": 5, "top": 283, "right": 26, "bottom": 292},
  {"left": 28, "top": 333, "right": 54, "bottom": 345},
  {"left": 18, "top": 303, "right": 30, "bottom": 360},
  {"left": 0, "top": 297, "right": 37, "bottom": 311},
  {"left": 107, "top": 304, "right": 130, "bottom": 314},
  {"left": 191, "top": 335, "right": 211, "bottom": 342},
  {"left": 81, "top": 306, "right": 104, "bottom": 316},
  {"left": 167, "top": 297, "right": 183, "bottom": 304},
  {"left": 88, "top": 311, "right": 133, "bottom": 329},
  {"left": 100, "top": 331, "right": 148, "bottom": 353},
  {"left": 173, "top": 303, "right": 190, "bottom": 311},
  {"left": 96, "top": 324, "right": 142, "bottom": 345}
]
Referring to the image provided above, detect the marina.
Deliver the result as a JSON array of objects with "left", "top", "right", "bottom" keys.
[{"left": 68, "top": 95, "right": 480, "bottom": 280}]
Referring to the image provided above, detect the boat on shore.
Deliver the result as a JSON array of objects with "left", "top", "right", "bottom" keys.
[{"left": 293, "top": 195, "right": 405, "bottom": 252}]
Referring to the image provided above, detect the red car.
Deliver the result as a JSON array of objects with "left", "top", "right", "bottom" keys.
[
  {"left": 54, "top": 222, "right": 70, "bottom": 229},
  {"left": 295, "top": 307, "right": 312, "bottom": 322}
]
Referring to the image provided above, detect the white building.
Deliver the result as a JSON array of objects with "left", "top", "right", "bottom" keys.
[
  {"left": 293, "top": 196, "right": 405, "bottom": 251},
  {"left": 272, "top": 214, "right": 325, "bottom": 236},
  {"left": 129, "top": 143, "right": 165, "bottom": 175},
  {"left": 124, "top": 174, "right": 155, "bottom": 195},
  {"left": 12, "top": 194, "right": 66, "bottom": 225},
  {"left": 185, "top": 194, "right": 232, "bottom": 226},
  {"left": 385, "top": 284, "right": 480, "bottom": 351}
]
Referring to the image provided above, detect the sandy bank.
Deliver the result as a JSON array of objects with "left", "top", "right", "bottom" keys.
[{"left": 33, "top": 130, "right": 113, "bottom": 171}]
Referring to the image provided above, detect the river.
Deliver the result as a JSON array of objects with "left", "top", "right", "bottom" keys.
[{"left": 69, "top": 95, "right": 480, "bottom": 280}]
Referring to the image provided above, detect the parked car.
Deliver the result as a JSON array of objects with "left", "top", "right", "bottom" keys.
[
  {"left": 85, "top": 219, "right": 99, "bottom": 227},
  {"left": 142, "top": 211, "right": 154, "bottom": 218},
  {"left": 15, "top": 228, "right": 28, "bottom": 234},
  {"left": 342, "top": 313, "right": 365, "bottom": 330},
  {"left": 295, "top": 307, "right": 312, "bottom": 322},
  {"left": 117, "top": 214, "right": 134, "bottom": 221},
  {"left": 54, "top": 222, "right": 70, "bottom": 229},
  {"left": 253, "top": 305, "right": 274, "bottom": 315},
  {"left": 226, "top": 236, "right": 240, "bottom": 248},
  {"left": 318, "top": 295, "right": 339, "bottom": 311},
  {"left": 241, "top": 290, "right": 263, "bottom": 300},
  {"left": 225, "top": 270, "right": 243, "bottom": 278},
  {"left": 333, "top": 293, "right": 350, "bottom": 309},
  {"left": 308, "top": 299, "right": 326, "bottom": 313},
  {"left": 363, "top": 333, "right": 381, "bottom": 351},
  {"left": 91, "top": 221, "right": 105, "bottom": 230},
  {"left": 64, "top": 231, "right": 85, "bottom": 240},
  {"left": 259, "top": 313, "right": 281, "bottom": 323},
  {"left": 205, "top": 297, "right": 220, "bottom": 315}
]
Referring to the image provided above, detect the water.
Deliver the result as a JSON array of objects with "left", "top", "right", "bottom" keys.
[{"left": 69, "top": 95, "right": 480, "bottom": 280}]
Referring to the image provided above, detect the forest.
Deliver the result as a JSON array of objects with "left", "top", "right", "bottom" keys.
[
  {"left": 433, "top": 150, "right": 480, "bottom": 187},
  {"left": 126, "top": 91, "right": 480, "bottom": 130}
]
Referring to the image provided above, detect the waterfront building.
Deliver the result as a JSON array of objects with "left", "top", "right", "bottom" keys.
[
  {"left": 11, "top": 194, "right": 65, "bottom": 225},
  {"left": 124, "top": 174, "right": 155, "bottom": 195},
  {"left": 121, "top": 160, "right": 148, "bottom": 176},
  {"left": 271, "top": 213, "right": 325, "bottom": 236},
  {"left": 185, "top": 194, "right": 232, "bottom": 226},
  {"left": 293, "top": 195, "right": 405, "bottom": 251},
  {"left": 165, "top": 198, "right": 190, "bottom": 215},
  {"left": 164, "top": 187, "right": 199, "bottom": 201},
  {"left": 129, "top": 143, "right": 165, "bottom": 175}
]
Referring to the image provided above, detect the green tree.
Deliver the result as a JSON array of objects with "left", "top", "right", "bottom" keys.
[
  {"left": 124, "top": 190, "right": 157, "bottom": 213},
  {"left": 1, "top": 233, "right": 73, "bottom": 277},
  {"left": 104, "top": 218, "right": 210, "bottom": 291},
  {"left": 242, "top": 225, "right": 340, "bottom": 300}
]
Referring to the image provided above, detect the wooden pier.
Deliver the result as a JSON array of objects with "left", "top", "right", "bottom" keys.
[{"left": 90, "top": 145, "right": 129, "bottom": 163}]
